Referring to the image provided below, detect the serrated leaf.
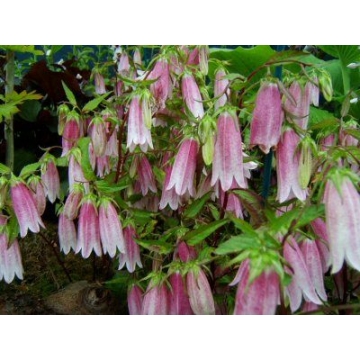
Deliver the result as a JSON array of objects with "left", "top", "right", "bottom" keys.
[
  {"left": 82, "top": 93, "right": 110, "bottom": 113},
  {"left": 19, "top": 162, "right": 40, "bottom": 178},
  {"left": 183, "top": 218, "right": 228, "bottom": 246},
  {"left": 215, "top": 235, "right": 259, "bottom": 255},
  {"left": 77, "top": 137, "right": 96, "bottom": 181},
  {"left": 183, "top": 192, "right": 212, "bottom": 218},
  {"left": 62, "top": 81, "right": 77, "bottom": 107}
]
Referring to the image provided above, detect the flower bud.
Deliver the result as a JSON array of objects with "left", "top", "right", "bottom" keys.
[{"left": 318, "top": 70, "right": 333, "bottom": 101}]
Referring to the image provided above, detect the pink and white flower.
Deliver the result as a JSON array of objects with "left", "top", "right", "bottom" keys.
[
  {"left": 214, "top": 68, "right": 230, "bottom": 110},
  {"left": 169, "top": 271, "right": 194, "bottom": 315},
  {"left": 142, "top": 278, "right": 170, "bottom": 315},
  {"left": 118, "top": 226, "right": 143, "bottom": 273},
  {"left": 181, "top": 73, "right": 204, "bottom": 119},
  {"left": 211, "top": 111, "right": 246, "bottom": 192},
  {"left": 58, "top": 212, "right": 77, "bottom": 254},
  {"left": 128, "top": 284, "right": 143, "bottom": 315},
  {"left": 10, "top": 180, "right": 45, "bottom": 238},
  {"left": 41, "top": 159, "right": 60, "bottom": 203}
]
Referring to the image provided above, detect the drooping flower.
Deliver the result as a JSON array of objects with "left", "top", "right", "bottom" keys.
[
  {"left": 128, "top": 284, "right": 143, "bottom": 315},
  {"left": 61, "top": 113, "right": 81, "bottom": 156},
  {"left": 41, "top": 159, "right": 61, "bottom": 203},
  {"left": 300, "top": 238, "right": 327, "bottom": 302},
  {"left": 94, "top": 72, "right": 106, "bottom": 95},
  {"left": 135, "top": 155, "right": 157, "bottom": 196},
  {"left": 76, "top": 196, "right": 102, "bottom": 259},
  {"left": 283, "top": 80, "right": 311, "bottom": 130},
  {"left": 148, "top": 57, "right": 172, "bottom": 109},
  {"left": 276, "top": 128, "right": 307, "bottom": 203},
  {"left": 305, "top": 77, "right": 320, "bottom": 107},
  {"left": 284, "top": 236, "right": 322, "bottom": 313},
  {"left": 0, "top": 215, "right": 24, "bottom": 284},
  {"left": 323, "top": 174, "right": 360, "bottom": 273},
  {"left": 99, "top": 198, "right": 125, "bottom": 257},
  {"left": 58, "top": 212, "right": 77, "bottom": 254},
  {"left": 211, "top": 111, "right": 246, "bottom": 192},
  {"left": 311, "top": 218, "right": 330, "bottom": 273},
  {"left": 186, "top": 266, "right": 215, "bottom": 315},
  {"left": 89, "top": 116, "right": 107, "bottom": 157},
  {"left": 127, "top": 94, "right": 154, "bottom": 152},
  {"left": 28, "top": 176, "right": 46, "bottom": 216},
  {"left": 230, "top": 260, "right": 280, "bottom": 315},
  {"left": 181, "top": 73, "right": 204, "bottom": 119},
  {"left": 118, "top": 226, "right": 143, "bottom": 273},
  {"left": 68, "top": 153, "right": 89, "bottom": 194},
  {"left": 142, "top": 277, "right": 170, "bottom": 315},
  {"left": 166, "top": 138, "right": 199, "bottom": 197},
  {"left": 10, "top": 180, "right": 45, "bottom": 238},
  {"left": 250, "top": 81, "right": 284, "bottom": 154},
  {"left": 159, "top": 164, "right": 182, "bottom": 210},
  {"left": 63, "top": 185, "right": 83, "bottom": 220},
  {"left": 168, "top": 271, "right": 194, "bottom": 315}
]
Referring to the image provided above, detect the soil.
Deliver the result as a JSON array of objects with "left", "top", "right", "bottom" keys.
[{"left": 0, "top": 222, "right": 128, "bottom": 315}]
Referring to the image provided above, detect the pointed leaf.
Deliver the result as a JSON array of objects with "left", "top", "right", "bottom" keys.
[
  {"left": 183, "top": 192, "right": 212, "bottom": 218},
  {"left": 62, "top": 81, "right": 77, "bottom": 107},
  {"left": 82, "top": 93, "right": 110, "bottom": 113}
]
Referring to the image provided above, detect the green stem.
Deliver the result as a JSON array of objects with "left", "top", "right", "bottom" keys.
[
  {"left": 341, "top": 62, "right": 350, "bottom": 95},
  {"left": 5, "top": 50, "right": 15, "bottom": 172}
]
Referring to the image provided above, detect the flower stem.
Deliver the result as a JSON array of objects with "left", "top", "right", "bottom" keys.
[{"left": 4, "top": 50, "right": 15, "bottom": 172}]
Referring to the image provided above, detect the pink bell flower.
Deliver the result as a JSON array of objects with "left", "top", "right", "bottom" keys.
[
  {"left": 181, "top": 73, "right": 204, "bottom": 119},
  {"left": 99, "top": 198, "right": 125, "bottom": 257},
  {"left": 186, "top": 266, "right": 215, "bottom": 315},
  {"left": 169, "top": 271, "right": 194, "bottom": 315},
  {"left": 63, "top": 185, "right": 83, "bottom": 220},
  {"left": 118, "top": 226, "right": 143, "bottom": 273},
  {"left": 142, "top": 278, "right": 170, "bottom": 315},
  {"left": 148, "top": 58, "right": 172, "bottom": 110},
  {"left": 10, "top": 180, "right": 45, "bottom": 238},
  {"left": 250, "top": 82, "right": 284, "bottom": 154},
  {"left": 230, "top": 260, "right": 280, "bottom": 315},
  {"left": 211, "top": 111, "right": 246, "bottom": 192},
  {"left": 94, "top": 72, "right": 106, "bottom": 95},
  {"left": 41, "top": 159, "right": 61, "bottom": 204},
  {"left": 128, "top": 284, "right": 143, "bottom": 315},
  {"left": 127, "top": 95, "right": 153, "bottom": 152},
  {"left": 28, "top": 176, "right": 46, "bottom": 216},
  {"left": 76, "top": 197, "right": 102, "bottom": 258},
  {"left": 89, "top": 116, "right": 107, "bottom": 157},
  {"left": 159, "top": 164, "right": 182, "bottom": 210},
  {"left": 324, "top": 175, "right": 360, "bottom": 274},
  {"left": 284, "top": 236, "right": 322, "bottom": 313},
  {"left": 61, "top": 115, "right": 81, "bottom": 156},
  {"left": 311, "top": 218, "right": 330, "bottom": 273},
  {"left": 68, "top": 154, "right": 89, "bottom": 194},
  {"left": 58, "top": 212, "right": 77, "bottom": 254},
  {"left": 284, "top": 81, "right": 311, "bottom": 130},
  {"left": 135, "top": 155, "right": 157, "bottom": 196},
  {"left": 166, "top": 138, "right": 199, "bottom": 197},
  {"left": 0, "top": 215, "right": 24, "bottom": 284},
  {"left": 276, "top": 128, "right": 307, "bottom": 203}
]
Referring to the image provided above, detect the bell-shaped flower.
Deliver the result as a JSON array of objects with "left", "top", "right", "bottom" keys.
[
  {"left": 250, "top": 81, "right": 284, "bottom": 154},
  {"left": 283, "top": 81, "right": 311, "bottom": 130},
  {"left": 159, "top": 164, "right": 182, "bottom": 210},
  {"left": 63, "top": 185, "right": 83, "bottom": 220},
  {"left": 10, "top": 179, "right": 45, "bottom": 238},
  {"left": 305, "top": 77, "right": 320, "bottom": 107},
  {"left": 127, "top": 94, "right": 153, "bottom": 152},
  {"left": 76, "top": 196, "right": 102, "bottom": 258},
  {"left": 128, "top": 284, "right": 143, "bottom": 315},
  {"left": 181, "top": 73, "right": 204, "bottom": 119},
  {"left": 41, "top": 158, "right": 61, "bottom": 203},
  {"left": 323, "top": 174, "right": 360, "bottom": 274},
  {"left": 169, "top": 271, "right": 194, "bottom": 315},
  {"left": 166, "top": 138, "right": 199, "bottom": 197},
  {"left": 211, "top": 111, "right": 246, "bottom": 192},
  {"left": 186, "top": 265, "right": 215, "bottom": 315},
  {"left": 89, "top": 116, "right": 107, "bottom": 157},
  {"left": 230, "top": 259, "right": 280, "bottom": 315},
  {"left": 142, "top": 277, "right": 170, "bottom": 315},
  {"left": 28, "top": 176, "right": 46, "bottom": 216},
  {"left": 68, "top": 153, "right": 89, "bottom": 194},
  {"left": 284, "top": 236, "right": 322, "bottom": 313},
  {"left": 118, "top": 226, "right": 143, "bottom": 273},
  {"left": 61, "top": 113, "right": 81, "bottom": 156},
  {"left": 135, "top": 155, "right": 157, "bottom": 196},
  {"left": 99, "top": 198, "right": 125, "bottom": 257},
  {"left": 94, "top": 72, "right": 106, "bottom": 95},
  {"left": 0, "top": 215, "right": 24, "bottom": 283},
  {"left": 311, "top": 218, "right": 330, "bottom": 273},
  {"left": 300, "top": 238, "right": 327, "bottom": 302},
  {"left": 214, "top": 67, "right": 230, "bottom": 110},
  {"left": 276, "top": 128, "right": 307, "bottom": 203},
  {"left": 58, "top": 212, "right": 77, "bottom": 254},
  {"left": 148, "top": 57, "right": 172, "bottom": 109}
]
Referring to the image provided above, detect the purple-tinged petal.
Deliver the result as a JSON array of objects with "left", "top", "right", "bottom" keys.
[
  {"left": 128, "top": 284, "right": 143, "bottom": 315},
  {"left": 41, "top": 160, "right": 60, "bottom": 203},
  {"left": 58, "top": 212, "right": 77, "bottom": 254},
  {"left": 169, "top": 272, "right": 194, "bottom": 315},
  {"left": 181, "top": 73, "right": 204, "bottom": 119},
  {"left": 142, "top": 279, "right": 170, "bottom": 315},
  {"left": 118, "top": 226, "right": 142, "bottom": 273}
]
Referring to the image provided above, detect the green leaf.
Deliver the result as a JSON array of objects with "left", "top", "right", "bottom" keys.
[
  {"left": 318, "top": 45, "right": 360, "bottom": 64},
  {"left": 0, "top": 163, "right": 11, "bottom": 175},
  {"left": 19, "top": 162, "right": 40, "bottom": 178},
  {"left": 77, "top": 137, "right": 96, "bottom": 181},
  {"left": 61, "top": 81, "right": 77, "bottom": 107},
  {"left": 19, "top": 100, "right": 42, "bottom": 122},
  {"left": 209, "top": 45, "right": 276, "bottom": 81},
  {"left": 183, "top": 218, "right": 228, "bottom": 246},
  {"left": 309, "top": 107, "right": 339, "bottom": 131},
  {"left": 82, "top": 93, "right": 110, "bottom": 113},
  {"left": 183, "top": 192, "right": 212, "bottom": 218},
  {"left": 132, "top": 209, "right": 155, "bottom": 227},
  {"left": 0, "top": 45, "right": 43, "bottom": 55},
  {"left": 295, "top": 204, "right": 325, "bottom": 229},
  {"left": 137, "top": 238, "right": 173, "bottom": 255},
  {"left": 215, "top": 235, "right": 259, "bottom": 255},
  {"left": 230, "top": 215, "right": 258, "bottom": 236},
  {"left": 95, "top": 177, "right": 130, "bottom": 194}
]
